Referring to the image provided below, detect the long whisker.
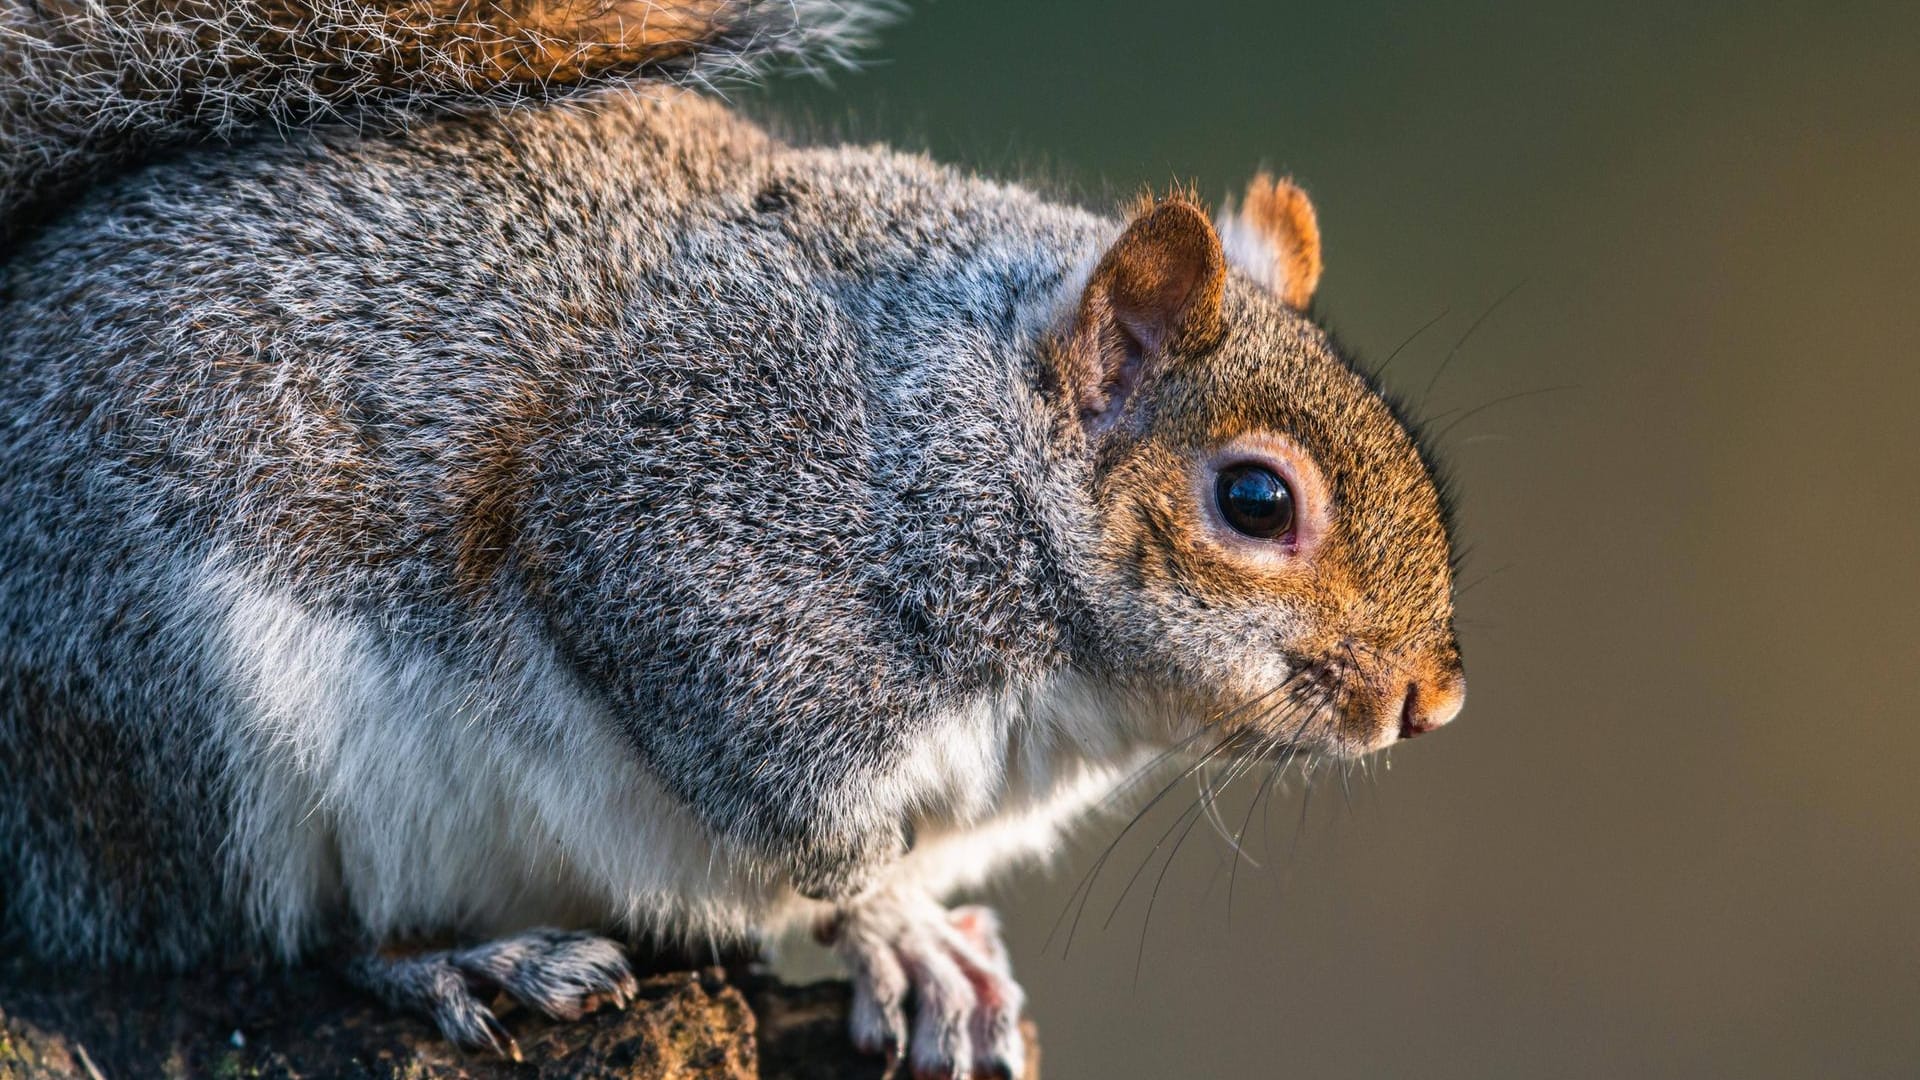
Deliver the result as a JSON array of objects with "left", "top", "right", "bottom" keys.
[
  {"left": 1046, "top": 726, "right": 1248, "bottom": 957},
  {"left": 1228, "top": 683, "right": 1331, "bottom": 923},
  {"left": 1289, "top": 763, "right": 1316, "bottom": 871},
  {"left": 1134, "top": 783, "right": 1212, "bottom": 987},
  {"left": 1103, "top": 787, "right": 1212, "bottom": 933},
  {"left": 1370, "top": 306, "right": 1449, "bottom": 382},
  {"left": 1420, "top": 279, "right": 1527, "bottom": 406},
  {"left": 1453, "top": 562, "right": 1513, "bottom": 598},
  {"left": 1048, "top": 662, "right": 1343, "bottom": 960},
  {"left": 1225, "top": 753, "right": 1288, "bottom": 925},
  {"left": 1098, "top": 723, "right": 1277, "bottom": 932},
  {"left": 1197, "top": 762, "right": 1245, "bottom": 859},
  {"left": 1427, "top": 383, "right": 1577, "bottom": 444},
  {"left": 1083, "top": 728, "right": 1211, "bottom": 816},
  {"left": 1194, "top": 683, "right": 1318, "bottom": 862},
  {"left": 1132, "top": 684, "right": 1331, "bottom": 984}
]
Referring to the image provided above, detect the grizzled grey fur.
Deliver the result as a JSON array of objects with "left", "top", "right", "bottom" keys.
[{"left": 0, "top": 87, "right": 1104, "bottom": 960}]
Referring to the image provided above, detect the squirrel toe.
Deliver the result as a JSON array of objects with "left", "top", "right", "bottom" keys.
[
  {"left": 833, "top": 889, "right": 1027, "bottom": 1080},
  {"left": 344, "top": 928, "right": 635, "bottom": 1054}
]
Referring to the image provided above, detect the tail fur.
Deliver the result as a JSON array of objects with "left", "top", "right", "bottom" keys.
[{"left": 0, "top": 0, "right": 888, "bottom": 240}]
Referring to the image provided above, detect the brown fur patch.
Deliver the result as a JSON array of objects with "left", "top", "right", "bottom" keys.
[
  {"left": 452, "top": 377, "right": 553, "bottom": 598},
  {"left": 406, "top": 0, "right": 732, "bottom": 87},
  {"left": 88, "top": 0, "right": 739, "bottom": 95}
]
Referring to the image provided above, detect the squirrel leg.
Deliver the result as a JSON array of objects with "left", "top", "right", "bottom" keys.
[
  {"left": 343, "top": 929, "right": 637, "bottom": 1058},
  {"left": 821, "top": 888, "right": 1027, "bottom": 1080}
]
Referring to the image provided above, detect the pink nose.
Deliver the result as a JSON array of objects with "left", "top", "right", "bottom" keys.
[{"left": 1397, "top": 677, "right": 1466, "bottom": 741}]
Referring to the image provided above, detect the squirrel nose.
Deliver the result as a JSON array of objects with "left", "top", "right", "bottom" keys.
[{"left": 1396, "top": 676, "right": 1466, "bottom": 741}]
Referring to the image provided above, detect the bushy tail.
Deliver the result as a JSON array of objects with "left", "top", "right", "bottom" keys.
[{"left": 0, "top": 0, "right": 888, "bottom": 241}]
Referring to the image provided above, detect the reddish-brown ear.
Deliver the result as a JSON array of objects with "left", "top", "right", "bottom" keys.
[
  {"left": 1217, "top": 174, "right": 1322, "bottom": 308},
  {"left": 1062, "top": 198, "right": 1226, "bottom": 428}
]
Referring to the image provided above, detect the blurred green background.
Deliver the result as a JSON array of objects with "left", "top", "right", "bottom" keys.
[{"left": 757, "top": 2, "right": 1920, "bottom": 1077}]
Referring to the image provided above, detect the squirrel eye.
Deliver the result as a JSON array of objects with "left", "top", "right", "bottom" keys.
[{"left": 1214, "top": 463, "right": 1296, "bottom": 540}]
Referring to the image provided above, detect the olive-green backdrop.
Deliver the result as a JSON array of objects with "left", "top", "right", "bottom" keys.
[{"left": 757, "top": 3, "right": 1920, "bottom": 1076}]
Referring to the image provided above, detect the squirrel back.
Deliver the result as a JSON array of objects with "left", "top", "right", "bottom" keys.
[{"left": 0, "top": 0, "right": 886, "bottom": 242}]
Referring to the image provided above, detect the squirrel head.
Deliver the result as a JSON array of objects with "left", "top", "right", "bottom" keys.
[{"left": 1049, "top": 176, "right": 1463, "bottom": 758}]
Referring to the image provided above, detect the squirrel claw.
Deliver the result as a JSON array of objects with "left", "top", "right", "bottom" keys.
[
  {"left": 476, "top": 1010, "right": 523, "bottom": 1062},
  {"left": 345, "top": 928, "right": 636, "bottom": 1055},
  {"left": 832, "top": 890, "right": 1027, "bottom": 1080}
]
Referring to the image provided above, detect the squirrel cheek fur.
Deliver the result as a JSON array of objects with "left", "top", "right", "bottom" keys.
[{"left": 0, "top": 2, "right": 1466, "bottom": 1072}]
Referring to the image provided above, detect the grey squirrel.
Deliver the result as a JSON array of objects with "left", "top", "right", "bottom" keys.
[{"left": 0, "top": 1, "right": 1466, "bottom": 1076}]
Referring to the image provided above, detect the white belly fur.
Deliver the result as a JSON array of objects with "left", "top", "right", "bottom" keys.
[{"left": 201, "top": 565, "right": 1157, "bottom": 957}]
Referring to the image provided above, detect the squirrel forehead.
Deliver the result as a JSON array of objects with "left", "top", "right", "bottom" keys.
[
  {"left": 1152, "top": 288, "right": 1415, "bottom": 459},
  {"left": 1135, "top": 285, "right": 1457, "bottom": 567}
]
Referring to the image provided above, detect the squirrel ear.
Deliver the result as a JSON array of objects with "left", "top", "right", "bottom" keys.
[
  {"left": 1063, "top": 198, "right": 1227, "bottom": 428},
  {"left": 1216, "top": 174, "right": 1323, "bottom": 308}
]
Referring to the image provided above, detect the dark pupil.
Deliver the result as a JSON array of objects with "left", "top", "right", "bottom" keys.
[{"left": 1215, "top": 464, "right": 1295, "bottom": 539}]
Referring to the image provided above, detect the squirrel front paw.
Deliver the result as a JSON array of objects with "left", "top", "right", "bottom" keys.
[
  {"left": 344, "top": 929, "right": 637, "bottom": 1059},
  {"left": 820, "top": 888, "right": 1027, "bottom": 1080}
]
